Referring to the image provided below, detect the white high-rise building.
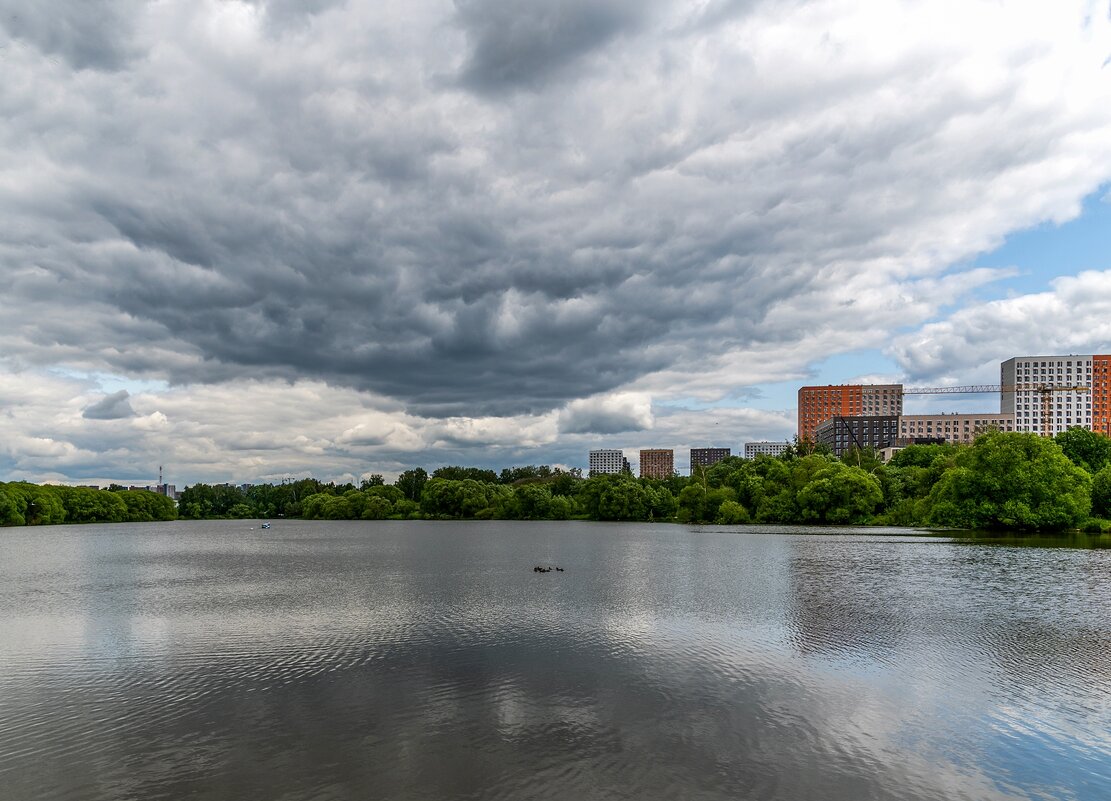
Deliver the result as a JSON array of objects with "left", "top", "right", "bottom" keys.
[
  {"left": 1001, "top": 355, "right": 1102, "bottom": 437},
  {"left": 744, "top": 441, "right": 790, "bottom": 459},
  {"left": 589, "top": 449, "right": 627, "bottom": 475}
]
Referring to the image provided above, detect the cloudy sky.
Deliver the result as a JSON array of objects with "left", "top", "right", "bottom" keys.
[{"left": 2, "top": 0, "right": 1111, "bottom": 485}]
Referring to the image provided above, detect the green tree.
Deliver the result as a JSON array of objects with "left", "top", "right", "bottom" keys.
[
  {"left": 300, "top": 492, "right": 331, "bottom": 519},
  {"left": 715, "top": 500, "right": 749, "bottom": 524},
  {"left": 395, "top": 468, "right": 428, "bottom": 502},
  {"left": 752, "top": 455, "right": 838, "bottom": 523},
  {"left": 367, "top": 484, "right": 405, "bottom": 504},
  {"left": 361, "top": 495, "right": 394, "bottom": 520},
  {"left": 547, "top": 469, "right": 583, "bottom": 497},
  {"left": 7, "top": 484, "right": 67, "bottom": 525},
  {"left": 677, "top": 484, "right": 737, "bottom": 523},
  {"left": 507, "top": 484, "right": 553, "bottom": 519},
  {"left": 432, "top": 466, "right": 499, "bottom": 484},
  {"left": 115, "top": 489, "right": 177, "bottom": 522},
  {"left": 57, "top": 487, "right": 128, "bottom": 523},
  {"left": 0, "top": 486, "right": 26, "bottom": 525},
  {"left": 391, "top": 499, "right": 421, "bottom": 519},
  {"left": 343, "top": 490, "right": 368, "bottom": 519},
  {"left": 890, "top": 443, "right": 959, "bottom": 469},
  {"left": 796, "top": 463, "right": 883, "bottom": 524},
  {"left": 926, "top": 431, "right": 1091, "bottom": 531},
  {"left": 1091, "top": 465, "right": 1111, "bottom": 518},
  {"left": 178, "top": 483, "right": 246, "bottom": 518},
  {"left": 419, "top": 478, "right": 495, "bottom": 518},
  {"left": 839, "top": 446, "right": 883, "bottom": 472},
  {"left": 642, "top": 483, "right": 678, "bottom": 520},
  {"left": 320, "top": 496, "right": 352, "bottom": 520},
  {"left": 547, "top": 495, "right": 575, "bottom": 520},
  {"left": 228, "top": 503, "right": 254, "bottom": 519},
  {"left": 1055, "top": 427, "right": 1111, "bottom": 474},
  {"left": 598, "top": 480, "right": 648, "bottom": 520}
]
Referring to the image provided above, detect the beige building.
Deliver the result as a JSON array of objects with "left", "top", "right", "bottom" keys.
[
  {"left": 897, "top": 413, "right": 1014, "bottom": 445},
  {"left": 639, "top": 449, "right": 675, "bottom": 479}
]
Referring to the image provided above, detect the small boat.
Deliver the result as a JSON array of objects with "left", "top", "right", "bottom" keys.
[{"left": 261, "top": 522, "right": 271, "bottom": 529}]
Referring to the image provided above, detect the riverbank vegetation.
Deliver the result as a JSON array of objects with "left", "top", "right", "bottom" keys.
[
  {"left": 0, "top": 484, "right": 176, "bottom": 526},
  {"left": 4, "top": 430, "right": 1111, "bottom": 532}
]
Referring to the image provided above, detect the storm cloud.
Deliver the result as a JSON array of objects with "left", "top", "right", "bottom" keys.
[
  {"left": 454, "top": 0, "right": 654, "bottom": 94},
  {"left": 2, "top": 0, "right": 1111, "bottom": 482}
]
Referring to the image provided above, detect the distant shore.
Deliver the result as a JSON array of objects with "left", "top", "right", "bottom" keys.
[{"left": 5, "top": 431, "right": 1111, "bottom": 533}]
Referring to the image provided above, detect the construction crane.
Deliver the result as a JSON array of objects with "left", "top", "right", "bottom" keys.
[{"left": 902, "top": 384, "right": 1090, "bottom": 438}]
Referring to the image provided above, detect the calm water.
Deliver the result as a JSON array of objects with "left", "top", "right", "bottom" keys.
[{"left": 1, "top": 521, "right": 1109, "bottom": 801}]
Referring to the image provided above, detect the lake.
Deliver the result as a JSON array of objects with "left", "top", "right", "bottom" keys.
[{"left": 1, "top": 520, "right": 1109, "bottom": 800}]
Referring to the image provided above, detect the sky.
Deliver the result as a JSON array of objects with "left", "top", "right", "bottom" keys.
[{"left": 2, "top": 0, "right": 1111, "bottom": 486}]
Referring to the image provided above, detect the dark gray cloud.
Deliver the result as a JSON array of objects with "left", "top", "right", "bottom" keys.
[
  {"left": 454, "top": 0, "right": 652, "bottom": 93},
  {"left": 83, "top": 390, "right": 135, "bottom": 420},
  {"left": 0, "top": 0, "right": 1109, "bottom": 444},
  {"left": 251, "top": 0, "right": 346, "bottom": 34},
  {"left": 0, "top": 0, "right": 143, "bottom": 71}
]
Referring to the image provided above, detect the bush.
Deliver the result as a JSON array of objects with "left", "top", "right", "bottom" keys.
[{"left": 927, "top": 432, "right": 1090, "bottom": 531}]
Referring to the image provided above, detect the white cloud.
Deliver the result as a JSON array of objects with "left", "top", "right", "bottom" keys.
[
  {"left": 2, "top": 1, "right": 1111, "bottom": 480},
  {"left": 889, "top": 270, "right": 1111, "bottom": 383},
  {"left": 559, "top": 392, "right": 654, "bottom": 435}
]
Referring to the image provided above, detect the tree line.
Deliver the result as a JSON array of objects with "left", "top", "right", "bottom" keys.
[
  {"left": 4, "top": 429, "right": 1111, "bottom": 532},
  {"left": 0, "top": 484, "right": 176, "bottom": 526},
  {"left": 171, "top": 429, "right": 1111, "bottom": 532}
]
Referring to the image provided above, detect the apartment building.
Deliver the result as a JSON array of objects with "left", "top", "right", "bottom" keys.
[
  {"left": 1095, "top": 356, "right": 1111, "bottom": 437},
  {"left": 1000, "top": 355, "right": 1109, "bottom": 436},
  {"left": 639, "top": 449, "right": 675, "bottom": 479},
  {"left": 814, "top": 415, "right": 899, "bottom": 457},
  {"left": 744, "top": 441, "right": 790, "bottom": 459},
  {"left": 898, "top": 414, "right": 1014, "bottom": 445},
  {"left": 690, "top": 447, "right": 731, "bottom": 472},
  {"left": 589, "top": 449, "right": 628, "bottom": 476},
  {"left": 797, "top": 384, "right": 902, "bottom": 441}
]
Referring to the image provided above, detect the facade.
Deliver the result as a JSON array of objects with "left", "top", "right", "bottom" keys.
[
  {"left": 897, "top": 414, "right": 1014, "bottom": 445},
  {"left": 797, "top": 384, "right": 903, "bottom": 441},
  {"left": 1000, "top": 355, "right": 1108, "bottom": 437},
  {"left": 639, "top": 449, "right": 675, "bottom": 479},
  {"left": 1096, "top": 355, "right": 1111, "bottom": 437},
  {"left": 690, "top": 447, "right": 731, "bottom": 472},
  {"left": 744, "top": 441, "right": 790, "bottom": 460},
  {"left": 589, "top": 449, "right": 627, "bottom": 476},
  {"left": 879, "top": 446, "right": 904, "bottom": 463},
  {"left": 814, "top": 415, "right": 899, "bottom": 457}
]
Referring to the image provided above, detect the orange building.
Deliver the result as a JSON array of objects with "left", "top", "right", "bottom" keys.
[
  {"left": 797, "top": 384, "right": 902, "bottom": 442},
  {"left": 1093, "top": 356, "right": 1111, "bottom": 437},
  {"left": 639, "top": 449, "right": 675, "bottom": 479}
]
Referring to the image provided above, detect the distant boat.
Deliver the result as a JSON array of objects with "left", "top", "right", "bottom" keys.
[{"left": 261, "top": 522, "right": 271, "bottom": 529}]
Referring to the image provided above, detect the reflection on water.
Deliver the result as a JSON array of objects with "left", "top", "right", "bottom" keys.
[
  {"left": 957, "top": 530, "right": 1111, "bottom": 549},
  {"left": 0, "top": 521, "right": 1108, "bottom": 801}
]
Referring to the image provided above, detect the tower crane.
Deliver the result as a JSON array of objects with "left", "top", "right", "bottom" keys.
[{"left": 901, "top": 384, "right": 1090, "bottom": 438}]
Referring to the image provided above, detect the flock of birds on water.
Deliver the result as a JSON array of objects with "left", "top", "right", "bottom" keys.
[{"left": 533, "top": 566, "right": 564, "bottom": 573}]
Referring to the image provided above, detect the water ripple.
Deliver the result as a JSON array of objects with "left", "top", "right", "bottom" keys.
[{"left": 0, "top": 521, "right": 1108, "bottom": 801}]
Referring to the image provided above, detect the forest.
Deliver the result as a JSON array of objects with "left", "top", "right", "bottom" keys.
[{"left": 4, "top": 430, "right": 1111, "bottom": 533}]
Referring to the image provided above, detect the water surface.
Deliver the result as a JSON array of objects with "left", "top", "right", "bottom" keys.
[{"left": 1, "top": 521, "right": 1108, "bottom": 800}]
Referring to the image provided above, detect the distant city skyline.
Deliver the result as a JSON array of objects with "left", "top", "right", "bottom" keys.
[{"left": 2, "top": 2, "right": 1111, "bottom": 486}]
